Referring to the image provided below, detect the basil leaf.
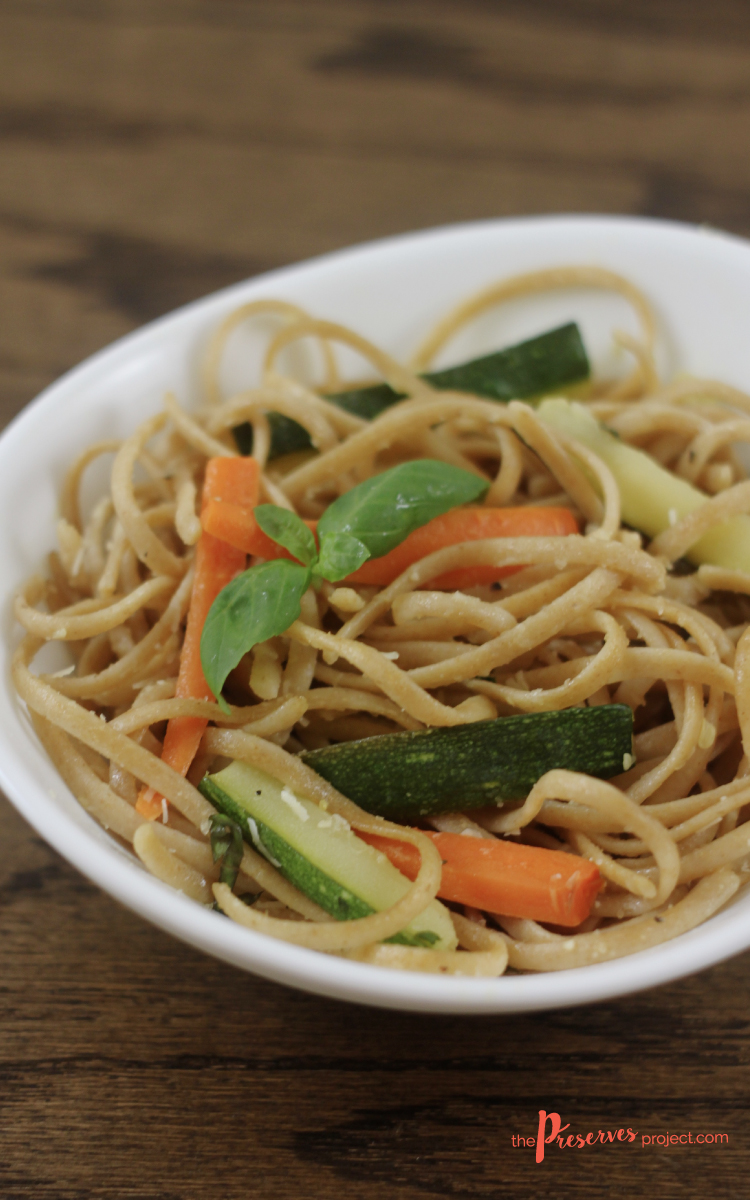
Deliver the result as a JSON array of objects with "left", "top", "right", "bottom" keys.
[
  {"left": 315, "top": 532, "right": 371, "bottom": 582},
  {"left": 200, "top": 559, "right": 310, "bottom": 705},
  {"left": 209, "top": 813, "right": 244, "bottom": 889},
  {"left": 254, "top": 504, "right": 318, "bottom": 567},
  {"left": 317, "top": 460, "right": 488, "bottom": 559}
]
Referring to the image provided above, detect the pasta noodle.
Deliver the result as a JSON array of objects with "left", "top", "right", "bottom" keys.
[{"left": 14, "top": 265, "right": 750, "bottom": 979}]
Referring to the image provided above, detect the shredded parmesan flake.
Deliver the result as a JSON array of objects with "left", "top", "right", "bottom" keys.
[
  {"left": 280, "top": 785, "right": 309, "bottom": 822},
  {"left": 247, "top": 816, "right": 281, "bottom": 867}
]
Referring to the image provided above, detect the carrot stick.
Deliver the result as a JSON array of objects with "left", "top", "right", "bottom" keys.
[
  {"left": 135, "top": 457, "right": 259, "bottom": 820},
  {"left": 357, "top": 828, "right": 601, "bottom": 927},
  {"left": 202, "top": 502, "right": 577, "bottom": 588},
  {"left": 347, "top": 506, "right": 578, "bottom": 588},
  {"left": 201, "top": 499, "right": 317, "bottom": 560}
]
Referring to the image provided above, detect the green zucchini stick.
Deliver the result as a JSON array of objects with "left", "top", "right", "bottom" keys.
[{"left": 539, "top": 398, "right": 750, "bottom": 572}]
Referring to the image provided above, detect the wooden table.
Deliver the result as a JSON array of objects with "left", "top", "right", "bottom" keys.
[{"left": 2, "top": 3, "right": 749, "bottom": 1195}]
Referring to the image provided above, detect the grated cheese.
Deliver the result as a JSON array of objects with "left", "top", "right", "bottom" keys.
[
  {"left": 246, "top": 816, "right": 281, "bottom": 867},
  {"left": 50, "top": 663, "right": 76, "bottom": 678},
  {"left": 280, "top": 786, "right": 309, "bottom": 822}
]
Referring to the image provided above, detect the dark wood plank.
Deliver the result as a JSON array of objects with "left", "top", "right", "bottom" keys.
[
  {"left": 0, "top": 0, "right": 748, "bottom": 421},
  {"left": 2, "top": 793, "right": 748, "bottom": 1198},
  {"left": 2, "top": 2, "right": 750, "bottom": 1195}
]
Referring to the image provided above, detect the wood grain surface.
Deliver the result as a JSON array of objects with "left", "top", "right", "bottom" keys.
[{"left": 2, "top": 3, "right": 750, "bottom": 1196}]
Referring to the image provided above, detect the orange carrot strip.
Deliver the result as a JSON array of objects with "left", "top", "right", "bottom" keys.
[
  {"left": 135, "top": 457, "right": 259, "bottom": 820},
  {"left": 347, "top": 506, "right": 578, "bottom": 588},
  {"left": 202, "top": 503, "right": 577, "bottom": 589},
  {"left": 357, "top": 828, "right": 601, "bottom": 927},
  {"left": 202, "top": 499, "right": 317, "bottom": 560}
]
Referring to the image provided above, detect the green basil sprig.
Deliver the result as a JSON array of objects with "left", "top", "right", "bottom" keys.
[
  {"left": 253, "top": 504, "right": 371, "bottom": 581},
  {"left": 254, "top": 505, "right": 318, "bottom": 567},
  {"left": 317, "top": 458, "right": 487, "bottom": 559},
  {"left": 209, "top": 812, "right": 245, "bottom": 889},
  {"left": 203, "top": 559, "right": 311, "bottom": 711},
  {"left": 200, "top": 459, "right": 488, "bottom": 706},
  {"left": 315, "top": 531, "right": 370, "bottom": 581}
]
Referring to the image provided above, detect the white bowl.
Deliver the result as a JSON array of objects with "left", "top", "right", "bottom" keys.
[{"left": 3, "top": 214, "right": 750, "bottom": 1013}]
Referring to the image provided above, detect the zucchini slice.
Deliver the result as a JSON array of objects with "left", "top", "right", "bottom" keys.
[
  {"left": 235, "top": 322, "right": 590, "bottom": 459},
  {"left": 300, "top": 705, "right": 634, "bottom": 819},
  {"left": 199, "top": 761, "right": 457, "bottom": 950},
  {"left": 538, "top": 398, "right": 750, "bottom": 572}
]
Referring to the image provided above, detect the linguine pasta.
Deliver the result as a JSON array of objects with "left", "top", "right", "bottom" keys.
[{"left": 13, "top": 266, "right": 750, "bottom": 977}]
